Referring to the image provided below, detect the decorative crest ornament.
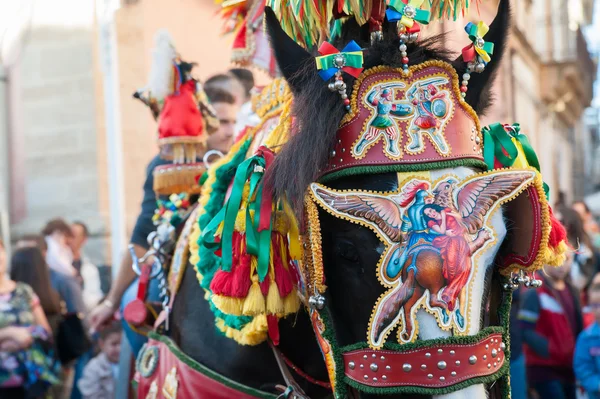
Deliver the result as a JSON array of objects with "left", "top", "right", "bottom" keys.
[
  {"left": 316, "top": 41, "right": 365, "bottom": 111},
  {"left": 387, "top": 0, "right": 431, "bottom": 73},
  {"left": 460, "top": 22, "right": 495, "bottom": 95}
]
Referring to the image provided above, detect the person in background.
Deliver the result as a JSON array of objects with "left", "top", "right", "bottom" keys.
[
  {"left": 519, "top": 254, "right": 582, "bottom": 399},
  {"left": 70, "top": 222, "right": 103, "bottom": 310},
  {"left": 509, "top": 288, "right": 527, "bottom": 399},
  {"left": 574, "top": 200, "right": 600, "bottom": 248},
  {"left": 10, "top": 247, "right": 62, "bottom": 336},
  {"left": 205, "top": 87, "right": 238, "bottom": 155},
  {"left": 16, "top": 234, "right": 86, "bottom": 315},
  {"left": 43, "top": 218, "right": 77, "bottom": 278},
  {"left": 229, "top": 68, "right": 261, "bottom": 136},
  {"left": 557, "top": 207, "right": 598, "bottom": 292},
  {"left": 574, "top": 283, "right": 600, "bottom": 399},
  {"left": 0, "top": 240, "right": 61, "bottom": 399},
  {"left": 205, "top": 73, "right": 246, "bottom": 108},
  {"left": 77, "top": 321, "right": 121, "bottom": 399}
]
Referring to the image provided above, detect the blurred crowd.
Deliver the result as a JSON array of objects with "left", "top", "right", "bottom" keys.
[
  {"left": 0, "top": 68, "right": 251, "bottom": 399},
  {"left": 512, "top": 198, "right": 600, "bottom": 399}
]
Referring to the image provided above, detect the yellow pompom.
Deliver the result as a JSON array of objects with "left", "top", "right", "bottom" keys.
[{"left": 212, "top": 295, "right": 244, "bottom": 316}]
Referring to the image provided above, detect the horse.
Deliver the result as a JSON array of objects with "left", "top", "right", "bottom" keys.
[
  {"left": 261, "top": 0, "right": 556, "bottom": 397},
  {"left": 136, "top": 1, "right": 564, "bottom": 398}
]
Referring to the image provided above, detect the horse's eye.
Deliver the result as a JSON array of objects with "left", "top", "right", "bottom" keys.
[{"left": 335, "top": 240, "right": 360, "bottom": 263}]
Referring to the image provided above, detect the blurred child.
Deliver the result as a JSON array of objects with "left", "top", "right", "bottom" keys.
[
  {"left": 574, "top": 283, "right": 600, "bottom": 399},
  {"left": 77, "top": 322, "right": 121, "bottom": 399}
]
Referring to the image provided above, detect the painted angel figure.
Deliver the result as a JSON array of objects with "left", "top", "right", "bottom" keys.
[
  {"left": 311, "top": 169, "right": 536, "bottom": 346},
  {"left": 354, "top": 86, "right": 414, "bottom": 158}
]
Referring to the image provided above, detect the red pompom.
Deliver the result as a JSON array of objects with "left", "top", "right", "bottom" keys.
[{"left": 548, "top": 206, "right": 568, "bottom": 250}]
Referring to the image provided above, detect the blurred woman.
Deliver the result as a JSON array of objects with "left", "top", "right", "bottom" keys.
[
  {"left": 0, "top": 240, "right": 60, "bottom": 399},
  {"left": 10, "top": 247, "right": 62, "bottom": 336}
]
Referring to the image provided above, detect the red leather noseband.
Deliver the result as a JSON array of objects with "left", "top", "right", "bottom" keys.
[{"left": 343, "top": 333, "right": 505, "bottom": 388}]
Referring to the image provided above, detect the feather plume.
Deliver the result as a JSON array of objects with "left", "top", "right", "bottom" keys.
[{"left": 147, "top": 29, "right": 176, "bottom": 102}]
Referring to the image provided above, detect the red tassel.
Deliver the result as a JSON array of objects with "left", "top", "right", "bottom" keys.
[
  {"left": 210, "top": 232, "right": 252, "bottom": 298},
  {"left": 260, "top": 274, "right": 271, "bottom": 296},
  {"left": 267, "top": 314, "right": 280, "bottom": 346},
  {"left": 548, "top": 206, "right": 568, "bottom": 250},
  {"left": 273, "top": 235, "right": 294, "bottom": 297}
]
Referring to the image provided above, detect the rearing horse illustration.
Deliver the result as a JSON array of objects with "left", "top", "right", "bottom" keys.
[{"left": 311, "top": 169, "right": 536, "bottom": 347}]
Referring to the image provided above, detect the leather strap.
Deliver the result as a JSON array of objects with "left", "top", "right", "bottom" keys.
[
  {"left": 343, "top": 333, "right": 505, "bottom": 388},
  {"left": 269, "top": 341, "right": 310, "bottom": 399}
]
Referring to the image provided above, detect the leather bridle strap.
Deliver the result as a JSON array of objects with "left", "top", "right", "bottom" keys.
[{"left": 269, "top": 341, "right": 311, "bottom": 399}]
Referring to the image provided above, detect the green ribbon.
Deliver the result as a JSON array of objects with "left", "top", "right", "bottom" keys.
[
  {"left": 482, "top": 123, "right": 550, "bottom": 199},
  {"left": 389, "top": 0, "right": 431, "bottom": 25},
  {"left": 201, "top": 153, "right": 272, "bottom": 282}
]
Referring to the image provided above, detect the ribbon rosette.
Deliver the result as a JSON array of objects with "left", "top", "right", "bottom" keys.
[
  {"left": 386, "top": 0, "right": 430, "bottom": 32},
  {"left": 463, "top": 21, "right": 495, "bottom": 64},
  {"left": 483, "top": 123, "right": 550, "bottom": 198},
  {"left": 315, "top": 41, "right": 364, "bottom": 81}
]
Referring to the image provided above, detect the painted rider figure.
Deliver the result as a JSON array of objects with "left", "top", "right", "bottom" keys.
[
  {"left": 386, "top": 189, "right": 436, "bottom": 280},
  {"left": 354, "top": 87, "right": 413, "bottom": 157}
]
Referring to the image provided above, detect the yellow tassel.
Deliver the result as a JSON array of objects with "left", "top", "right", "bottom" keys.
[
  {"left": 212, "top": 295, "right": 244, "bottom": 315},
  {"left": 283, "top": 291, "right": 301, "bottom": 315},
  {"left": 242, "top": 279, "right": 265, "bottom": 316},
  {"left": 266, "top": 281, "right": 284, "bottom": 316}
]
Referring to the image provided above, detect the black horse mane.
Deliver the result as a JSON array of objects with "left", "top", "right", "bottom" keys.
[{"left": 264, "top": 0, "right": 510, "bottom": 215}]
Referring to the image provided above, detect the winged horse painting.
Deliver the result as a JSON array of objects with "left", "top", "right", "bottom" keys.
[{"left": 311, "top": 170, "right": 536, "bottom": 348}]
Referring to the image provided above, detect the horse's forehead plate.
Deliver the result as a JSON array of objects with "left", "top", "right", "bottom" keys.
[
  {"left": 307, "top": 168, "right": 538, "bottom": 349},
  {"left": 319, "top": 61, "right": 484, "bottom": 179}
]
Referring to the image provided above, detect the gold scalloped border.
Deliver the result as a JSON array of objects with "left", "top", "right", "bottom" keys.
[{"left": 306, "top": 167, "right": 538, "bottom": 349}]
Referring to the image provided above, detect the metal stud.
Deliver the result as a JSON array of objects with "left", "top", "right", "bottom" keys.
[
  {"left": 440, "top": 376, "right": 446, "bottom": 382},
  {"left": 381, "top": 356, "right": 385, "bottom": 361},
  {"left": 500, "top": 342, "right": 506, "bottom": 351},
  {"left": 386, "top": 365, "right": 391, "bottom": 371},
  {"left": 485, "top": 344, "right": 489, "bottom": 350},
  {"left": 438, "top": 349, "right": 443, "bottom": 354},
  {"left": 494, "top": 362, "right": 498, "bottom": 367},
  {"left": 487, "top": 364, "right": 491, "bottom": 369},
  {"left": 450, "top": 350, "right": 455, "bottom": 356},
  {"left": 469, "top": 356, "right": 477, "bottom": 365},
  {"left": 491, "top": 349, "right": 498, "bottom": 358},
  {"left": 483, "top": 355, "right": 487, "bottom": 360},
  {"left": 349, "top": 362, "right": 355, "bottom": 370},
  {"left": 382, "top": 375, "right": 387, "bottom": 380},
  {"left": 455, "top": 360, "right": 461, "bottom": 366},
  {"left": 437, "top": 361, "right": 447, "bottom": 370},
  {"left": 363, "top": 355, "right": 368, "bottom": 359},
  {"left": 372, "top": 354, "right": 377, "bottom": 359},
  {"left": 425, "top": 353, "right": 431, "bottom": 358},
  {"left": 427, "top": 374, "right": 433, "bottom": 379},
  {"left": 360, "top": 364, "right": 364, "bottom": 369},
  {"left": 451, "top": 371, "right": 457, "bottom": 377},
  {"left": 364, "top": 375, "right": 369, "bottom": 380},
  {"left": 403, "top": 364, "right": 412, "bottom": 372},
  {"left": 373, "top": 377, "right": 378, "bottom": 382},
  {"left": 421, "top": 364, "right": 427, "bottom": 370},
  {"left": 330, "top": 150, "right": 336, "bottom": 157},
  {"left": 370, "top": 363, "right": 378, "bottom": 372}
]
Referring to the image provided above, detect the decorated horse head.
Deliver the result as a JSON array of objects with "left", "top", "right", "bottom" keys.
[
  {"left": 259, "top": 0, "right": 566, "bottom": 397},
  {"left": 133, "top": 1, "right": 567, "bottom": 398}
]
